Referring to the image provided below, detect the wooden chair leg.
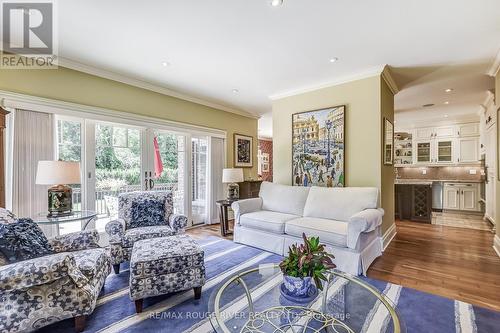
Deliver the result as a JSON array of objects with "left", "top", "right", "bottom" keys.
[
  {"left": 74, "top": 316, "right": 85, "bottom": 333},
  {"left": 135, "top": 299, "right": 143, "bottom": 313},
  {"left": 194, "top": 286, "right": 202, "bottom": 300},
  {"left": 113, "top": 264, "right": 120, "bottom": 274}
]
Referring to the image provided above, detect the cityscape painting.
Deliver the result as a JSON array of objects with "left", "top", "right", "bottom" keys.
[{"left": 292, "top": 105, "right": 345, "bottom": 187}]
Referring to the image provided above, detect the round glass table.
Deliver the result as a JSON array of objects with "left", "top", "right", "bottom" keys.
[
  {"left": 33, "top": 210, "right": 97, "bottom": 235},
  {"left": 209, "top": 263, "right": 405, "bottom": 333}
]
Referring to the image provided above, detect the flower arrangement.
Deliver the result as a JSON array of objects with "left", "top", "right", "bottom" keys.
[{"left": 279, "top": 233, "right": 336, "bottom": 291}]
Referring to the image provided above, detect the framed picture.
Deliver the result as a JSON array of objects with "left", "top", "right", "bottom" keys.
[
  {"left": 234, "top": 133, "right": 253, "bottom": 167},
  {"left": 292, "top": 105, "right": 345, "bottom": 187},
  {"left": 384, "top": 118, "right": 394, "bottom": 165}
]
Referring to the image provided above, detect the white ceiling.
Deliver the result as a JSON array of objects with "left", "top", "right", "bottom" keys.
[{"left": 42, "top": 1, "right": 500, "bottom": 118}]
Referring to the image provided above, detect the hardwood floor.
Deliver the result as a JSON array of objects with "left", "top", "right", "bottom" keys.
[
  {"left": 186, "top": 220, "right": 500, "bottom": 311},
  {"left": 368, "top": 220, "right": 500, "bottom": 312}
]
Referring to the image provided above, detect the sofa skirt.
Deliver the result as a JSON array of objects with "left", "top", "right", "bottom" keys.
[{"left": 234, "top": 225, "right": 382, "bottom": 276}]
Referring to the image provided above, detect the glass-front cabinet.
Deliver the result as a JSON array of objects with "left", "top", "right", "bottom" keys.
[
  {"left": 415, "top": 140, "right": 432, "bottom": 163},
  {"left": 435, "top": 139, "right": 454, "bottom": 163}
]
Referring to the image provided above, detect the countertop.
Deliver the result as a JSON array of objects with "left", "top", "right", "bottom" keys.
[{"left": 395, "top": 179, "right": 484, "bottom": 185}]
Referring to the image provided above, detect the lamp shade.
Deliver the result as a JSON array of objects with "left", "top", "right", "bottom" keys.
[
  {"left": 36, "top": 161, "right": 81, "bottom": 185},
  {"left": 222, "top": 168, "right": 244, "bottom": 183}
]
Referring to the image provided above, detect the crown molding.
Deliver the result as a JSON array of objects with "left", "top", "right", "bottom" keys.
[
  {"left": 0, "top": 89, "right": 227, "bottom": 137},
  {"left": 56, "top": 57, "right": 259, "bottom": 119},
  {"left": 487, "top": 48, "right": 500, "bottom": 76},
  {"left": 481, "top": 90, "right": 495, "bottom": 109},
  {"left": 381, "top": 65, "right": 399, "bottom": 95},
  {"left": 268, "top": 65, "right": 387, "bottom": 100}
]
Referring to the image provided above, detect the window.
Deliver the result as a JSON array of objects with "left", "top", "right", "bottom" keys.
[
  {"left": 56, "top": 118, "right": 83, "bottom": 234},
  {"left": 57, "top": 119, "right": 82, "bottom": 162}
]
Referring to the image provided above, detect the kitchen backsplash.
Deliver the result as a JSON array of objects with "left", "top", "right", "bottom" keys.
[{"left": 396, "top": 166, "right": 484, "bottom": 181}]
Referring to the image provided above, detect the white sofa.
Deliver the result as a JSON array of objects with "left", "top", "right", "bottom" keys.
[{"left": 231, "top": 182, "right": 384, "bottom": 275}]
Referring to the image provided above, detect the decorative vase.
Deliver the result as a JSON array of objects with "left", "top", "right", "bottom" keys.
[{"left": 280, "top": 275, "right": 318, "bottom": 303}]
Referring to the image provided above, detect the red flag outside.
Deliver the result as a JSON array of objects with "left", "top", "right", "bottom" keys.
[{"left": 153, "top": 136, "right": 163, "bottom": 179}]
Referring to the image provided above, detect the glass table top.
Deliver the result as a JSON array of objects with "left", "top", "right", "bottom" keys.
[
  {"left": 208, "top": 263, "right": 405, "bottom": 333},
  {"left": 33, "top": 210, "right": 97, "bottom": 224}
]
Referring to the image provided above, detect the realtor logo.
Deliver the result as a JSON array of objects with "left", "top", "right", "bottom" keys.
[{"left": 1, "top": 0, "right": 58, "bottom": 68}]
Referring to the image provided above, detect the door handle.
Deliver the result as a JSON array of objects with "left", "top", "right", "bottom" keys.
[{"left": 149, "top": 178, "right": 155, "bottom": 190}]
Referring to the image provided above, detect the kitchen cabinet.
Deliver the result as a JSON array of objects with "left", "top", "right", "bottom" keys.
[
  {"left": 457, "top": 137, "right": 479, "bottom": 163},
  {"left": 443, "top": 183, "right": 480, "bottom": 211},
  {"left": 435, "top": 139, "right": 454, "bottom": 163},
  {"left": 434, "top": 126, "right": 456, "bottom": 138},
  {"left": 443, "top": 184, "right": 460, "bottom": 210},
  {"left": 395, "top": 121, "right": 481, "bottom": 166},
  {"left": 415, "top": 126, "right": 455, "bottom": 139},
  {"left": 460, "top": 185, "right": 478, "bottom": 211},
  {"left": 415, "top": 139, "right": 455, "bottom": 164},
  {"left": 415, "top": 140, "right": 432, "bottom": 163},
  {"left": 395, "top": 184, "right": 432, "bottom": 223},
  {"left": 457, "top": 123, "right": 479, "bottom": 137}
]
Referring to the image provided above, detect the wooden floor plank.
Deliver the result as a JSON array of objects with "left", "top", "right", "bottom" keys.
[{"left": 186, "top": 220, "right": 500, "bottom": 311}]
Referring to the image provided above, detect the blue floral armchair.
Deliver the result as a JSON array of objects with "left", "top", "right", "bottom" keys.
[
  {"left": 0, "top": 227, "right": 111, "bottom": 333},
  {"left": 104, "top": 191, "right": 188, "bottom": 274}
]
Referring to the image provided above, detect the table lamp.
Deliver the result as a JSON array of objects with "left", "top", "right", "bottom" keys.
[
  {"left": 36, "top": 161, "right": 81, "bottom": 217},
  {"left": 222, "top": 168, "right": 244, "bottom": 200}
]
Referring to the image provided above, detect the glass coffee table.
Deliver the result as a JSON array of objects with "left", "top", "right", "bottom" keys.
[
  {"left": 209, "top": 263, "right": 405, "bottom": 333},
  {"left": 33, "top": 210, "right": 98, "bottom": 236}
]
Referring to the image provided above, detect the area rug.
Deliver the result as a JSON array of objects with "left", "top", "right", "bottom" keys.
[{"left": 41, "top": 236, "right": 500, "bottom": 333}]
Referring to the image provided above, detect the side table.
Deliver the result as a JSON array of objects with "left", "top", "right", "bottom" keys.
[{"left": 216, "top": 200, "right": 236, "bottom": 237}]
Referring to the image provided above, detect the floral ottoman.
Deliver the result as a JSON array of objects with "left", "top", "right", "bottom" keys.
[{"left": 129, "top": 234, "right": 206, "bottom": 313}]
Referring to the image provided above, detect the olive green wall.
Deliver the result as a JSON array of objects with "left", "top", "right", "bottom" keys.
[
  {"left": 271, "top": 75, "right": 395, "bottom": 234},
  {"left": 0, "top": 67, "right": 258, "bottom": 179},
  {"left": 380, "top": 78, "right": 395, "bottom": 235}
]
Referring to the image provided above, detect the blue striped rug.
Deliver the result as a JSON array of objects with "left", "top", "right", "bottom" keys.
[{"left": 40, "top": 236, "right": 500, "bottom": 333}]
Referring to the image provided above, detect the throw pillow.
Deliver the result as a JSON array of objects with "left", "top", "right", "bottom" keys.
[
  {"left": 129, "top": 199, "right": 166, "bottom": 229},
  {"left": 0, "top": 218, "right": 54, "bottom": 263}
]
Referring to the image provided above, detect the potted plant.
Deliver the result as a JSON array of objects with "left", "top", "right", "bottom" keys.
[{"left": 279, "top": 233, "right": 336, "bottom": 301}]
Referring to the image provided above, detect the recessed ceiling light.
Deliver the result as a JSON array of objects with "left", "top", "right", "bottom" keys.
[
  {"left": 329, "top": 57, "right": 339, "bottom": 63},
  {"left": 161, "top": 61, "right": 170, "bottom": 67},
  {"left": 232, "top": 89, "right": 239, "bottom": 93},
  {"left": 445, "top": 88, "right": 453, "bottom": 93},
  {"left": 444, "top": 114, "right": 449, "bottom": 118},
  {"left": 270, "top": 0, "right": 283, "bottom": 6},
  {"left": 444, "top": 101, "right": 450, "bottom": 105}
]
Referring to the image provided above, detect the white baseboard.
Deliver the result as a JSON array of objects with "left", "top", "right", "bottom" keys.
[
  {"left": 382, "top": 223, "right": 397, "bottom": 251},
  {"left": 493, "top": 235, "right": 500, "bottom": 258}
]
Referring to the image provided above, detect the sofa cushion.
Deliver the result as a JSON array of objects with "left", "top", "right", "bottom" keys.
[
  {"left": 240, "top": 210, "right": 299, "bottom": 234},
  {"left": 122, "top": 226, "right": 175, "bottom": 248},
  {"left": 259, "top": 181, "right": 310, "bottom": 216},
  {"left": 284, "top": 217, "right": 348, "bottom": 248},
  {"left": 303, "top": 187, "right": 379, "bottom": 222},
  {"left": 129, "top": 199, "right": 166, "bottom": 229}
]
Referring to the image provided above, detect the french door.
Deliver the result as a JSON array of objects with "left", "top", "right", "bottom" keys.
[{"left": 56, "top": 116, "right": 211, "bottom": 233}]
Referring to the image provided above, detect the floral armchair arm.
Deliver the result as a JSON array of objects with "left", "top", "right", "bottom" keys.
[
  {"left": 168, "top": 214, "right": 188, "bottom": 233},
  {"left": 49, "top": 230, "right": 100, "bottom": 253},
  {"left": 0, "top": 252, "right": 89, "bottom": 291},
  {"left": 105, "top": 218, "right": 126, "bottom": 244}
]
